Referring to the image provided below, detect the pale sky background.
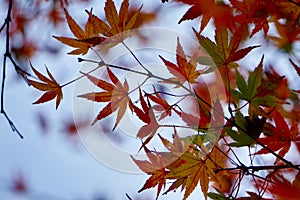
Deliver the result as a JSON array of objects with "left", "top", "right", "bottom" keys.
[{"left": 0, "top": 0, "right": 299, "bottom": 200}]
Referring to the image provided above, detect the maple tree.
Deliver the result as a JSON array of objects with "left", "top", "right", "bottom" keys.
[{"left": 1, "top": 0, "right": 300, "bottom": 199}]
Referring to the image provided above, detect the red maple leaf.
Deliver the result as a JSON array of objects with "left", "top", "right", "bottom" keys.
[
  {"left": 132, "top": 88, "right": 159, "bottom": 149},
  {"left": 147, "top": 87, "right": 174, "bottom": 120},
  {"left": 256, "top": 109, "right": 298, "bottom": 163},
  {"left": 12, "top": 173, "right": 27, "bottom": 194},
  {"left": 230, "top": 0, "right": 282, "bottom": 37},
  {"left": 176, "top": 0, "right": 234, "bottom": 32}
]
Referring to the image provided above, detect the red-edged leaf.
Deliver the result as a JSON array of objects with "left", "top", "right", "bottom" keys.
[
  {"left": 194, "top": 27, "right": 259, "bottom": 69},
  {"left": 160, "top": 38, "right": 202, "bottom": 85},
  {"left": 131, "top": 147, "right": 168, "bottom": 199}
]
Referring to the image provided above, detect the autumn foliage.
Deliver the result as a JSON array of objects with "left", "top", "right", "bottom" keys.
[{"left": 1, "top": 0, "right": 300, "bottom": 199}]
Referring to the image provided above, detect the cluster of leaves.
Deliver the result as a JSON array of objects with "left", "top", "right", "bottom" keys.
[
  {"left": 3, "top": 0, "right": 300, "bottom": 199},
  {"left": 3, "top": 0, "right": 93, "bottom": 61}
]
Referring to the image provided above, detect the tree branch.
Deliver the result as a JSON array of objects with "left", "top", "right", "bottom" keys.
[
  {"left": 215, "top": 164, "right": 300, "bottom": 174},
  {"left": 287, "top": 0, "right": 300, "bottom": 7},
  {"left": 1, "top": 0, "right": 25, "bottom": 138}
]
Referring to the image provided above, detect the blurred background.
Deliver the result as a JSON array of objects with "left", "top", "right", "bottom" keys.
[{"left": 0, "top": 0, "right": 299, "bottom": 200}]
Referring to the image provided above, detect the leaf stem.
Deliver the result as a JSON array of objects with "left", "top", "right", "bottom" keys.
[
  {"left": 60, "top": 60, "right": 105, "bottom": 88},
  {"left": 78, "top": 58, "right": 299, "bottom": 169}
]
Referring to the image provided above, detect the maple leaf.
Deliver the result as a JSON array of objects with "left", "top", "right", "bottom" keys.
[
  {"left": 225, "top": 111, "right": 266, "bottom": 147},
  {"left": 230, "top": 0, "right": 283, "bottom": 37},
  {"left": 28, "top": 63, "right": 63, "bottom": 109},
  {"left": 176, "top": 0, "right": 234, "bottom": 32},
  {"left": 258, "top": 173, "right": 300, "bottom": 200},
  {"left": 256, "top": 109, "right": 298, "bottom": 163},
  {"left": 12, "top": 173, "right": 27, "bottom": 194},
  {"left": 134, "top": 128, "right": 228, "bottom": 199},
  {"left": 263, "top": 67, "right": 290, "bottom": 100},
  {"left": 195, "top": 26, "right": 259, "bottom": 70},
  {"left": 91, "top": 0, "right": 141, "bottom": 42},
  {"left": 231, "top": 57, "right": 286, "bottom": 116},
  {"left": 231, "top": 57, "right": 263, "bottom": 101},
  {"left": 53, "top": 9, "right": 107, "bottom": 55},
  {"left": 159, "top": 37, "right": 203, "bottom": 86},
  {"left": 132, "top": 88, "right": 159, "bottom": 149},
  {"left": 267, "top": 21, "right": 300, "bottom": 53},
  {"left": 132, "top": 129, "right": 188, "bottom": 199},
  {"left": 147, "top": 87, "right": 174, "bottom": 120},
  {"left": 131, "top": 146, "right": 169, "bottom": 199},
  {"left": 206, "top": 146, "right": 230, "bottom": 193},
  {"left": 62, "top": 117, "right": 90, "bottom": 141},
  {"left": 158, "top": 128, "right": 186, "bottom": 155},
  {"left": 162, "top": 136, "right": 225, "bottom": 200},
  {"left": 290, "top": 59, "right": 300, "bottom": 77},
  {"left": 78, "top": 67, "right": 132, "bottom": 130},
  {"left": 276, "top": 0, "right": 300, "bottom": 25},
  {"left": 165, "top": 151, "right": 209, "bottom": 199}
]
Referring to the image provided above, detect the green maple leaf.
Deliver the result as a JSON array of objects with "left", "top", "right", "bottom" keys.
[
  {"left": 231, "top": 56, "right": 263, "bottom": 101},
  {"left": 231, "top": 56, "right": 286, "bottom": 110},
  {"left": 194, "top": 26, "right": 260, "bottom": 70}
]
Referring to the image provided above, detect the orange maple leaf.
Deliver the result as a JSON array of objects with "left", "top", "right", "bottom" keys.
[
  {"left": 159, "top": 37, "right": 203, "bottom": 86},
  {"left": 164, "top": 142, "right": 229, "bottom": 199},
  {"left": 132, "top": 129, "right": 186, "bottom": 199},
  {"left": 256, "top": 109, "right": 298, "bottom": 163},
  {"left": 166, "top": 151, "right": 209, "bottom": 199},
  {"left": 78, "top": 67, "right": 132, "bottom": 130},
  {"left": 28, "top": 63, "right": 63, "bottom": 109},
  {"left": 53, "top": 9, "right": 106, "bottom": 55},
  {"left": 91, "top": 0, "right": 141, "bottom": 42},
  {"left": 131, "top": 146, "right": 169, "bottom": 199}
]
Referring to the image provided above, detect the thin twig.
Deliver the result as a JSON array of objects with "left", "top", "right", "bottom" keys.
[
  {"left": 79, "top": 55, "right": 299, "bottom": 169},
  {"left": 122, "top": 41, "right": 153, "bottom": 75},
  {"left": 60, "top": 60, "right": 105, "bottom": 88},
  {"left": 287, "top": 0, "right": 300, "bottom": 7},
  {"left": 1, "top": 0, "right": 24, "bottom": 138},
  {"left": 215, "top": 164, "right": 300, "bottom": 173}
]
